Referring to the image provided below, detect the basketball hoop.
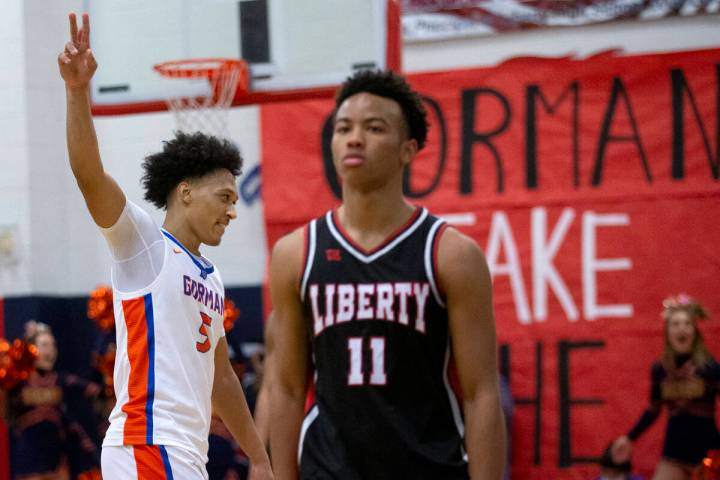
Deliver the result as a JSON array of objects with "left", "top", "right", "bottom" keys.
[{"left": 153, "top": 58, "right": 248, "bottom": 138}]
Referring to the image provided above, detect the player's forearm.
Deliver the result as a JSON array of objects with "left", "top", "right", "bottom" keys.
[
  {"left": 464, "top": 388, "right": 507, "bottom": 480},
  {"left": 65, "top": 85, "right": 103, "bottom": 187},
  {"left": 254, "top": 384, "right": 271, "bottom": 449},
  {"left": 254, "top": 352, "right": 274, "bottom": 449},
  {"left": 269, "top": 387, "right": 305, "bottom": 478},
  {"left": 212, "top": 372, "right": 271, "bottom": 468}
]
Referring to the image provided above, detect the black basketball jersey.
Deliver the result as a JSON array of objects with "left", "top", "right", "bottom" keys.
[{"left": 298, "top": 207, "right": 469, "bottom": 480}]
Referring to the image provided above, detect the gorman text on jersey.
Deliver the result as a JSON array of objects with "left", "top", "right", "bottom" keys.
[{"left": 183, "top": 274, "right": 224, "bottom": 315}]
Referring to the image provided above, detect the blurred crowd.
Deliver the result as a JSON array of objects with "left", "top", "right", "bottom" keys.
[{"left": 0, "top": 287, "right": 264, "bottom": 480}]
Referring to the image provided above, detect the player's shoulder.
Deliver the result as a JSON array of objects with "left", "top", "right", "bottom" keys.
[
  {"left": 432, "top": 222, "right": 490, "bottom": 294},
  {"left": 436, "top": 224, "right": 486, "bottom": 266},
  {"left": 269, "top": 224, "right": 313, "bottom": 295},
  {"left": 272, "top": 226, "right": 305, "bottom": 255},
  {"left": 269, "top": 225, "right": 309, "bottom": 279},
  {"left": 124, "top": 198, "right": 153, "bottom": 219},
  {"left": 272, "top": 211, "right": 330, "bottom": 253}
]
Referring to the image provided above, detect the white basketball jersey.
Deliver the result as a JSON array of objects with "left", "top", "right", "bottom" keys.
[{"left": 102, "top": 228, "right": 226, "bottom": 462}]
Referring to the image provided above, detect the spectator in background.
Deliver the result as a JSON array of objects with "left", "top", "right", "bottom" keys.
[
  {"left": 612, "top": 294, "right": 719, "bottom": 480},
  {"left": 241, "top": 343, "right": 266, "bottom": 416},
  {"left": 7, "top": 321, "right": 101, "bottom": 480}
]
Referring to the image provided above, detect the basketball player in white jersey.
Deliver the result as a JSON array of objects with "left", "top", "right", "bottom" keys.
[{"left": 58, "top": 13, "right": 273, "bottom": 480}]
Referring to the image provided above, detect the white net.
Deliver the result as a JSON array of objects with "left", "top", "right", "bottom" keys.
[{"left": 155, "top": 59, "right": 246, "bottom": 138}]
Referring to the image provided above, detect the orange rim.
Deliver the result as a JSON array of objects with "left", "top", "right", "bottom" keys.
[
  {"left": 153, "top": 58, "right": 250, "bottom": 94},
  {"left": 153, "top": 58, "right": 247, "bottom": 80}
]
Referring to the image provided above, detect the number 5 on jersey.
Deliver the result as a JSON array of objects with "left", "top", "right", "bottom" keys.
[
  {"left": 196, "top": 312, "right": 212, "bottom": 353},
  {"left": 348, "top": 336, "right": 387, "bottom": 386}
]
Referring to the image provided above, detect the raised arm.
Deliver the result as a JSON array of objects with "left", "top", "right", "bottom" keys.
[
  {"left": 439, "top": 228, "right": 506, "bottom": 480},
  {"left": 58, "top": 13, "right": 125, "bottom": 228},
  {"left": 268, "top": 230, "right": 309, "bottom": 479}
]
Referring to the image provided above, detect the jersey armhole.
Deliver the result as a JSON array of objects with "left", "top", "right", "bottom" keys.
[
  {"left": 424, "top": 220, "right": 449, "bottom": 308},
  {"left": 298, "top": 221, "right": 317, "bottom": 302},
  {"left": 433, "top": 223, "right": 450, "bottom": 298}
]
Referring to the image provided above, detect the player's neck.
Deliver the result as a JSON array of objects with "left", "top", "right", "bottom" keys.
[
  {"left": 162, "top": 216, "right": 201, "bottom": 256},
  {"left": 338, "top": 187, "right": 415, "bottom": 250}
]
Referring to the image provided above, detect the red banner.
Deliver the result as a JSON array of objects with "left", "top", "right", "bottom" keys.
[{"left": 261, "top": 48, "right": 720, "bottom": 479}]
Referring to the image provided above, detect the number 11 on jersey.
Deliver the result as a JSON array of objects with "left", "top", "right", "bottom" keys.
[{"left": 347, "top": 336, "right": 387, "bottom": 386}]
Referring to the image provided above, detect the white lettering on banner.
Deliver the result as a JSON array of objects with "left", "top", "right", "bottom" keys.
[
  {"left": 486, "top": 209, "right": 633, "bottom": 323},
  {"left": 582, "top": 212, "right": 633, "bottom": 320},
  {"left": 486, "top": 212, "right": 532, "bottom": 324},
  {"left": 532, "top": 208, "right": 579, "bottom": 321}
]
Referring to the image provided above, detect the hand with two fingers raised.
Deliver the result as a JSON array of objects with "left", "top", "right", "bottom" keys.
[{"left": 57, "top": 13, "right": 97, "bottom": 88}]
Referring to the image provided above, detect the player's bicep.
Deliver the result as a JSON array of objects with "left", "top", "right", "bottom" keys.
[
  {"left": 439, "top": 230, "right": 498, "bottom": 399},
  {"left": 78, "top": 171, "right": 127, "bottom": 229},
  {"left": 211, "top": 336, "right": 236, "bottom": 405},
  {"left": 100, "top": 201, "right": 165, "bottom": 291},
  {"left": 212, "top": 336, "right": 232, "bottom": 380},
  {"left": 269, "top": 231, "right": 309, "bottom": 396}
]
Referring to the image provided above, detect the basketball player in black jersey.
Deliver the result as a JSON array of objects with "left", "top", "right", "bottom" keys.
[{"left": 269, "top": 70, "right": 506, "bottom": 479}]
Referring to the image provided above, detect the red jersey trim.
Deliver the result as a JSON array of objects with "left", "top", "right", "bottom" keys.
[
  {"left": 330, "top": 206, "right": 423, "bottom": 256},
  {"left": 432, "top": 223, "right": 450, "bottom": 299}
]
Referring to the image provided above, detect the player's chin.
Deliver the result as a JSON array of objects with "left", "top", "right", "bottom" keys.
[
  {"left": 343, "top": 174, "right": 384, "bottom": 193},
  {"left": 204, "top": 232, "right": 224, "bottom": 246},
  {"left": 206, "top": 224, "right": 227, "bottom": 245}
]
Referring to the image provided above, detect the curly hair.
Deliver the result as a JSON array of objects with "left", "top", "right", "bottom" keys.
[
  {"left": 334, "top": 70, "right": 429, "bottom": 150},
  {"left": 141, "top": 131, "right": 242, "bottom": 209}
]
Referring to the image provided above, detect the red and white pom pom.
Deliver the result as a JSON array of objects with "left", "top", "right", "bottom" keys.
[
  {"left": 223, "top": 299, "right": 241, "bottom": 332},
  {"left": 0, "top": 338, "right": 38, "bottom": 391},
  {"left": 87, "top": 285, "right": 115, "bottom": 332}
]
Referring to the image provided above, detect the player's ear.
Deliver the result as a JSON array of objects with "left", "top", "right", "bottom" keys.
[
  {"left": 400, "top": 138, "right": 418, "bottom": 166},
  {"left": 177, "top": 181, "right": 192, "bottom": 205}
]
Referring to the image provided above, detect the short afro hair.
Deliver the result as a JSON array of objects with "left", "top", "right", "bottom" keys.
[
  {"left": 141, "top": 131, "right": 242, "bottom": 209},
  {"left": 334, "top": 70, "right": 429, "bottom": 150}
]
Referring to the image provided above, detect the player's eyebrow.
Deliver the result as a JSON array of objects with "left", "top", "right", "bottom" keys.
[
  {"left": 335, "top": 116, "right": 390, "bottom": 125},
  {"left": 217, "top": 187, "right": 238, "bottom": 197}
]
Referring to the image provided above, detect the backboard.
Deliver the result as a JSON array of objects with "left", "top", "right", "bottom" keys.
[{"left": 87, "top": 0, "right": 401, "bottom": 115}]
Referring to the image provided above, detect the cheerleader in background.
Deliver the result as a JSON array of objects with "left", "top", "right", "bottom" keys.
[
  {"left": 7, "top": 322, "right": 101, "bottom": 480},
  {"left": 612, "top": 295, "right": 720, "bottom": 480}
]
